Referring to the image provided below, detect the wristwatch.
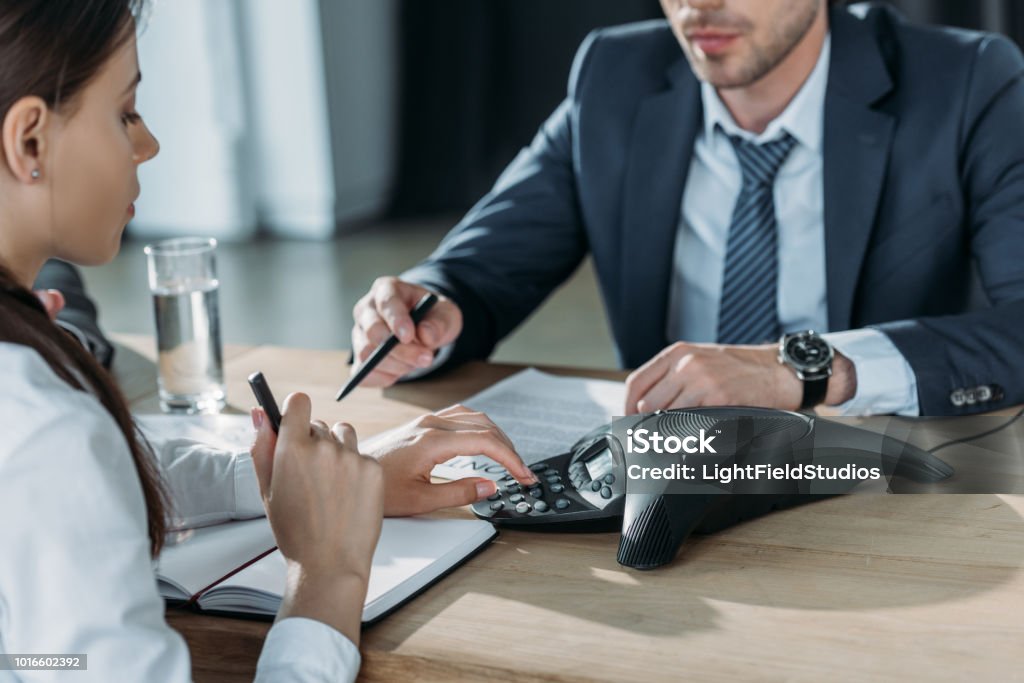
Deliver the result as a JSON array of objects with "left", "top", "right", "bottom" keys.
[{"left": 778, "top": 330, "right": 833, "bottom": 410}]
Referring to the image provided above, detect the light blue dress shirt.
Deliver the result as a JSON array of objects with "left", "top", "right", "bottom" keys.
[{"left": 666, "top": 34, "right": 920, "bottom": 416}]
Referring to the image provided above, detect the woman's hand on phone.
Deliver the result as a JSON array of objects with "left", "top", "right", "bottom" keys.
[
  {"left": 365, "top": 404, "right": 536, "bottom": 517},
  {"left": 249, "top": 392, "right": 383, "bottom": 644}
]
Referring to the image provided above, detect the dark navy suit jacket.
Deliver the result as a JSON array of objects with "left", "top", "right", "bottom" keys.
[{"left": 405, "top": 5, "right": 1024, "bottom": 416}]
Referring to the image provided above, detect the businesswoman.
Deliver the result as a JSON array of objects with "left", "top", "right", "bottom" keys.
[{"left": 0, "top": 1, "right": 535, "bottom": 680}]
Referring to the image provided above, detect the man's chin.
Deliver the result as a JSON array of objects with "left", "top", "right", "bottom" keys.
[
  {"left": 689, "top": 56, "right": 752, "bottom": 89},
  {"left": 698, "top": 71, "right": 753, "bottom": 90},
  {"left": 703, "top": 66, "right": 771, "bottom": 90}
]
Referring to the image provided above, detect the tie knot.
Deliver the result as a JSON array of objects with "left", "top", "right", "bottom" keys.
[{"left": 727, "top": 132, "right": 797, "bottom": 187}]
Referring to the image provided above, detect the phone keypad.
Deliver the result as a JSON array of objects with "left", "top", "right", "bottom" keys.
[
  {"left": 486, "top": 467, "right": 577, "bottom": 517},
  {"left": 473, "top": 436, "right": 625, "bottom": 526},
  {"left": 481, "top": 456, "right": 610, "bottom": 521}
]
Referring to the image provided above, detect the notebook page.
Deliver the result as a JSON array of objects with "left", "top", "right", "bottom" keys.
[
  {"left": 205, "top": 517, "right": 495, "bottom": 621},
  {"left": 156, "top": 517, "right": 275, "bottom": 599}
]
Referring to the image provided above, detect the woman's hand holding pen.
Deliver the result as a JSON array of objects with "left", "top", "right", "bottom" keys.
[
  {"left": 351, "top": 277, "right": 463, "bottom": 387},
  {"left": 365, "top": 404, "right": 538, "bottom": 517},
  {"left": 250, "top": 392, "right": 383, "bottom": 646}
]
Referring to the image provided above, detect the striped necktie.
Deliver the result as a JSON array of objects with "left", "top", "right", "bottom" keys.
[{"left": 716, "top": 131, "right": 798, "bottom": 345}]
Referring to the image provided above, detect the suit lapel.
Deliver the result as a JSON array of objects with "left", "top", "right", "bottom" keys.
[
  {"left": 619, "top": 61, "right": 702, "bottom": 367},
  {"left": 823, "top": 10, "right": 896, "bottom": 331}
]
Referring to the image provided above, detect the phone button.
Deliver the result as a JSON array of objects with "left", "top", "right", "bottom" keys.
[
  {"left": 550, "top": 483, "right": 564, "bottom": 494},
  {"left": 534, "top": 501, "right": 550, "bottom": 513},
  {"left": 509, "top": 493, "right": 525, "bottom": 503},
  {"left": 515, "top": 502, "right": 532, "bottom": 514},
  {"left": 600, "top": 486, "right": 612, "bottom": 499},
  {"left": 603, "top": 474, "right": 616, "bottom": 485},
  {"left": 489, "top": 502, "right": 504, "bottom": 511},
  {"left": 590, "top": 480, "right": 602, "bottom": 492},
  {"left": 555, "top": 498, "right": 571, "bottom": 510}
]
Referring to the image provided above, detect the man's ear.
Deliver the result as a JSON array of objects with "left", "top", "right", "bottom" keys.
[{"left": 2, "top": 96, "right": 50, "bottom": 183}]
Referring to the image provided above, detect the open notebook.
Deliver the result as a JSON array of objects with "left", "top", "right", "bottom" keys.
[{"left": 157, "top": 516, "right": 496, "bottom": 624}]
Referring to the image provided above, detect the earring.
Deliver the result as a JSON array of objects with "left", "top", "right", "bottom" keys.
[{"left": 30, "top": 169, "right": 40, "bottom": 180}]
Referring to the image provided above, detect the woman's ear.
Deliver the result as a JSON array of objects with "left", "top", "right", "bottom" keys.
[{"left": 2, "top": 96, "right": 50, "bottom": 183}]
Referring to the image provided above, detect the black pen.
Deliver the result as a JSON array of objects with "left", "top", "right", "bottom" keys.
[
  {"left": 248, "top": 371, "right": 283, "bottom": 434},
  {"left": 336, "top": 293, "right": 439, "bottom": 401}
]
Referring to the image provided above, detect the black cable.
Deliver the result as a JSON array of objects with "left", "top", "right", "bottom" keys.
[{"left": 928, "top": 406, "right": 1024, "bottom": 453}]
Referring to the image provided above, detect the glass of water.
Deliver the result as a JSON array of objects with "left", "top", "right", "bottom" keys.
[{"left": 144, "top": 237, "right": 226, "bottom": 414}]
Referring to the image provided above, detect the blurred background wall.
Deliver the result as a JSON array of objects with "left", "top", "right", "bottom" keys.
[
  {"left": 128, "top": 0, "right": 1024, "bottom": 241},
  {"left": 88, "top": 0, "right": 1024, "bottom": 363}
]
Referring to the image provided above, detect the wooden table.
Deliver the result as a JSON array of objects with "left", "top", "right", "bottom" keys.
[{"left": 115, "top": 335, "right": 1024, "bottom": 682}]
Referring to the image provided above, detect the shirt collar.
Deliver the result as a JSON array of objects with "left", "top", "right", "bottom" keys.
[{"left": 700, "top": 32, "right": 831, "bottom": 153}]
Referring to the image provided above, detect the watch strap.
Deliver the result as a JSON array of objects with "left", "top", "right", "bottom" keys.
[{"left": 801, "top": 376, "right": 828, "bottom": 410}]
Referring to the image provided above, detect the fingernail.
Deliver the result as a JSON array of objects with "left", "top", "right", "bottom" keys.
[
  {"left": 637, "top": 400, "right": 648, "bottom": 414},
  {"left": 251, "top": 408, "right": 264, "bottom": 430},
  {"left": 418, "top": 353, "right": 433, "bottom": 367},
  {"left": 475, "top": 480, "right": 496, "bottom": 499},
  {"left": 526, "top": 473, "right": 540, "bottom": 485},
  {"left": 420, "top": 321, "right": 436, "bottom": 345},
  {"left": 398, "top": 323, "right": 412, "bottom": 342}
]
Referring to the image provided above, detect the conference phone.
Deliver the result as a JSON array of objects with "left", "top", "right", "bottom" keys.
[{"left": 471, "top": 407, "right": 954, "bottom": 568}]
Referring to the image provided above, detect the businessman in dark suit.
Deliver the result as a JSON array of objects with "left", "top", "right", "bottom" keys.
[{"left": 351, "top": 0, "right": 1024, "bottom": 417}]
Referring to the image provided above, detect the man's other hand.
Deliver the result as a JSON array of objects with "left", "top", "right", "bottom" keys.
[
  {"left": 624, "top": 342, "right": 855, "bottom": 414},
  {"left": 34, "top": 289, "right": 65, "bottom": 321}
]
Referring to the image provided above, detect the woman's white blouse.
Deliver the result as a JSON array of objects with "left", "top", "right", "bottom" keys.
[{"left": 0, "top": 343, "right": 359, "bottom": 682}]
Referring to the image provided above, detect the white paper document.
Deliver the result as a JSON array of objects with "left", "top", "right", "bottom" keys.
[
  {"left": 134, "top": 368, "right": 628, "bottom": 484},
  {"left": 430, "top": 368, "right": 627, "bottom": 481}
]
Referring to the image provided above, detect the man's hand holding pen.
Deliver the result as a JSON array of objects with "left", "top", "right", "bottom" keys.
[{"left": 351, "top": 277, "right": 463, "bottom": 388}]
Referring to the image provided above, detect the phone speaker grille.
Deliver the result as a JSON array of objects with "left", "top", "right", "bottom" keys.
[
  {"left": 652, "top": 411, "right": 807, "bottom": 440},
  {"left": 617, "top": 497, "right": 676, "bottom": 569}
]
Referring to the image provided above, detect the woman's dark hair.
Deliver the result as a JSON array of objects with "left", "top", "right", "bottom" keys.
[
  {"left": 0, "top": 0, "right": 146, "bottom": 115},
  {"left": 0, "top": 0, "right": 168, "bottom": 557}
]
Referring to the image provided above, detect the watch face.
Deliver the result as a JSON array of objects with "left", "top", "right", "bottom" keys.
[{"left": 785, "top": 335, "right": 832, "bottom": 371}]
